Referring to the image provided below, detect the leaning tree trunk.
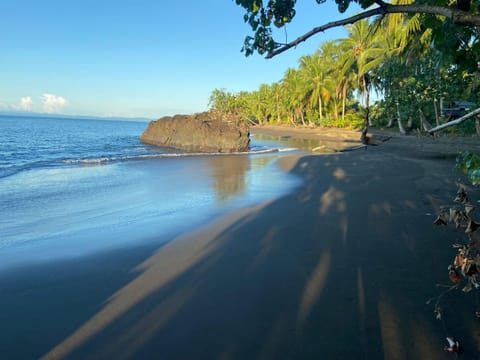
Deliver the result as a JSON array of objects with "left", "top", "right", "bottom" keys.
[
  {"left": 298, "top": 108, "right": 306, "bottom": 127},
  {"left": 476, "top": 116, "right": 480, "bottom": 137},
  {"left": 419, "top": 109, "right": 433, "bottom": 133},
  {"left": 429, "top": 107, "right": 480, "bottom": 134},
  {"left": 386, "top": 117, "right": 394, "bottom": 127},
  {"left": 289, "top": 111, "right": 296, "bottom": 126}
]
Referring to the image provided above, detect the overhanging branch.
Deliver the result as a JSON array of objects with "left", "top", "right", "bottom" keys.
[
  {"left": 266, "top": 8, "right": 385, "bottom": 58},
  {"left": 266, "top": 3, "right": 480, "bottom": 59}
]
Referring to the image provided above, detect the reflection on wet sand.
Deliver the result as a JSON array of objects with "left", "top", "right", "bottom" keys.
[
  {"left": 253, "top": 133, "right": 324, "bottom": 150},
  {"left": 208, "top": 155, "right": 250, "bottom": 202},
  {"left": 207, "top": 153, "right": 287, "bottom": 203}
]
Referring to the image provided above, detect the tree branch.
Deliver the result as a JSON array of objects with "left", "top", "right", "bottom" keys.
[
  {"left": 428, "top": 107, "right": 480, "bottom": 134},
  {"left": 266, "top": 4, "right": 480, "bottom": 59},
  {"left": 266, "top": 8, "right": 385, "bottom": 58}
]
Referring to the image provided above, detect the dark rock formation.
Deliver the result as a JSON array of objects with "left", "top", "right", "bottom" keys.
[{"left": 140, "top": 112, "right": 250, "bottom": 153}]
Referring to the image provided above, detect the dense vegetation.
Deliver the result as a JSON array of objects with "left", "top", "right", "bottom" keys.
[{"left": 209, "top": 1, "right": 480, "bottom": 132}]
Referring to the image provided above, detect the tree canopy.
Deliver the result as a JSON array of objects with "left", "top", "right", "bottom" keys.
[{"left": 235, "top": 0, "right": 480, "bottom": 58}]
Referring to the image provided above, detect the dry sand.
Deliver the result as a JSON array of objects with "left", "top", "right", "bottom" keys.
[{"left": 4, "top": 127, "right": 480, "bottom": 359}]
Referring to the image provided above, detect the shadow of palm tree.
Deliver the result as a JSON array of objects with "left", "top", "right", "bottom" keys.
[{"left": 26, "top": 141, "right": 480, "bottom": 359}]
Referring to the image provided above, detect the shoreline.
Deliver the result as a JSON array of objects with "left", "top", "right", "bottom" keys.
[
  {"left": 0, "top": 143, "right": 300, "bottom": 271},
  {"left": 4, "top": 128, "right": 480, "bottom": 359}
]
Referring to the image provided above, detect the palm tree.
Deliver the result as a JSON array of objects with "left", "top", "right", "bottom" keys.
[
  {"left": 339, "top": 19, "right": 386, "bottom": 141},
  {"left": 318, "top": 40, "right": 348, "bottom": 121},
  {"left": 282, "top": 68, "right": 308, "bottom": 126},
  {"left": 299, "top": 53, "right": 333, "bottom": 124},
  {"left": 270, "top": 82, "right": 283, "bottom": 124},
  {"left": 378, "top": 0, "right": 430, "bottom": 62},
  {"left": 373, "top": 1, "right": 435, "bottom": 130}
]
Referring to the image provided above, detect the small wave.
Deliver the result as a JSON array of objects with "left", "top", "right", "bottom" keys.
[
  {"left": 248, "top": 148, "right": 280, "bottom": 154},
  {"left": 0, "top": 148, "right": 285, "bottom": 179},
  {"left": 63, "top": 157, "right": 112, "bottom": 165},
  {"left": 0, "top": 161, "right": 55, "bottom": 180},
  {"left": 278, "top": 147, "right": 298, "bottom": 152},
  {"left": 129, "top": 146, "right": 148, "bottom": 151},
  {"left": 61, "top": 153, "right": 187, "bottom": 165},
  {"left": 60, "top": 148, "right": 283, "bottom": 166},
  {"left": 0, "top": 167, "right": 21, "bottom": 179}
]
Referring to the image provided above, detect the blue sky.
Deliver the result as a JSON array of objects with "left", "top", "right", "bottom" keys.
[{"left": 0, "top": 0, "right": 359, "bottom": 119}]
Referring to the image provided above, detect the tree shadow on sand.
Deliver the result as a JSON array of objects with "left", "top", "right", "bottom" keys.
[{"left": 38, "top": 143, "right": 480, "bottom": 359}]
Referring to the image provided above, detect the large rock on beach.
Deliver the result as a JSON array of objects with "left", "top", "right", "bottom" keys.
[{"left": 140, "top": 112, "right": 250, "bottom": 153}]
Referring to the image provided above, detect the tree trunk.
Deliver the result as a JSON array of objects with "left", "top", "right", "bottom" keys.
[
  {"left": 397, "top": 102, "right": 407, "bottom": 135},
  {"left": 433, "top": 99, "right": 440, "bottom": 126},
  {"left": 419, "top": 109, "right": 433, "bottom": 133},
  {"left": 276, "top": 95, "right": 281, "bottom": 124},
  {"left": 386, "top": 117, "right": 394, "bottom": 127},
  {"left": 298, "top": 108, "right": 306, "bottom": 126},
  {"left": 257, "top": 112, "right": 263, "bottom": 125},
  {"left": 319, "top": 96, "right": 323, "bottom": 122},
  {"left": 360, "top": 86, "right": 368, "bottom": 143},
  {"left": 333, "top": 84, "right": 339, "bottom": 120},
  {"left": 333, "top": 97, "right": 339, "bottom": 120},
  {"left": 363, "top": 76, "right": 372, "bottom": 127},
  {"left": 476, "top": 116, "right": 480, "bottom": 137},
  {"left": 407, "top": 116, "right": 413, "bottom": 130},
  {"left": 342, "top": 81, "right": 347, "bottom": 121},
  {"left": 359, "top": 75, "right": 371, "bottom": 144},
  {"left": 440, "top": 97, "right": 446, "bottom": 123}
]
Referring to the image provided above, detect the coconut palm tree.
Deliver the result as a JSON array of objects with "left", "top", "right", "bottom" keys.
[
  {"left": 299, "top": 53, "right": 334, "bottom": 124},
  {"left": 282, "top": 68, "right": 308, "bottom": 126},
  {"left": 318, "top": 40, "right": 349, "bottom": 121},
  {"left": 339, "top": 19, "right": 387, "bottom": 141},
  {"left": 269, "top": 82, "right": 283, "bottom": 124}
]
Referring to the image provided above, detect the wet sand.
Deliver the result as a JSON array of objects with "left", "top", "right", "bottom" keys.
[{"left": 3, "top": 128, "right": 480, "bottom": 359}]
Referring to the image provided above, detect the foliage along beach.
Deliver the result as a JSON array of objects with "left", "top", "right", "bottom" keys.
[{"left": 211, "top": 1, "right": 480, "bottom": 140}]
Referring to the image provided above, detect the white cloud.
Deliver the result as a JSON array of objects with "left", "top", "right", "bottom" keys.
[
  {"left": 19, "top": 96, "right": 33, "bottom": 111},
  {"left": 41, "top": 93, "right": 68, "bottom": 113}
]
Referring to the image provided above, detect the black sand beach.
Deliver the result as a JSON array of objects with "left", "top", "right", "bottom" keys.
[{"left": 2, "top": 128, "right": 480, "bottom": 359}]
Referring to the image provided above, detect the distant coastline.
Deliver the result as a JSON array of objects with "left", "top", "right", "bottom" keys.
[{"left": 0, "top": 111, "right": 151, "bottom": 123}]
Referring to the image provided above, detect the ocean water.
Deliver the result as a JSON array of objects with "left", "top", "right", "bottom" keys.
[{"left": 0, "top": 115, "right": 301, "bottom": 269}]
